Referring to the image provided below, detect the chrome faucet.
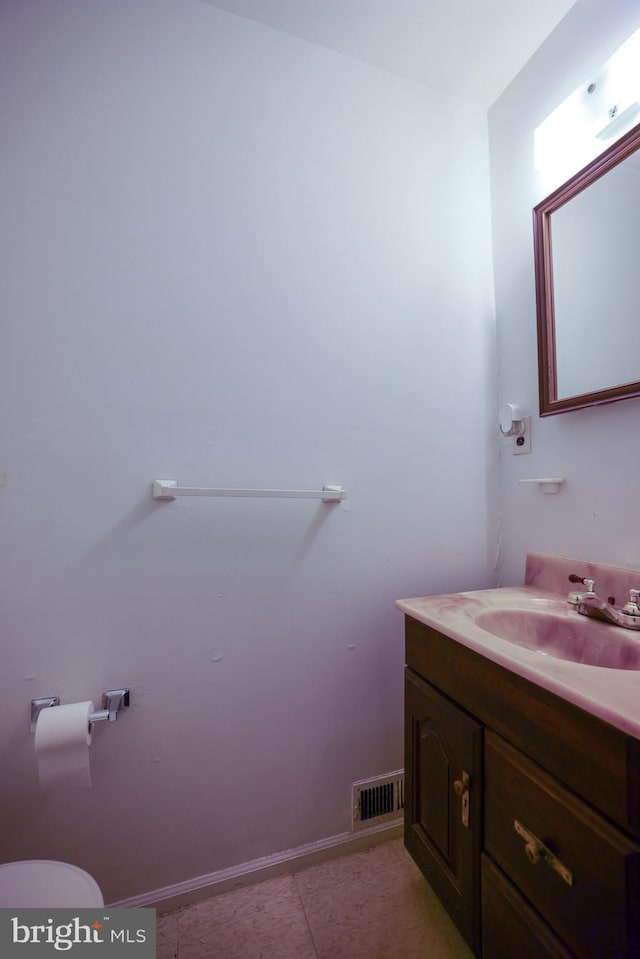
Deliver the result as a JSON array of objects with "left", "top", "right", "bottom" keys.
[{"left": 567, "top": 575, "right": 640, "bottom": 630}]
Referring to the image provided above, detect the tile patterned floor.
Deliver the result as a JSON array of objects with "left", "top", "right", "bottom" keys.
[{"left": 157, "top": 838, "right": 475, "bottom": 959}]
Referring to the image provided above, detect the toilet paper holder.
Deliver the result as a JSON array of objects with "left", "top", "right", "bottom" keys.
[{"left": 30, "top": 689, "right": 130, "bottom": 734}]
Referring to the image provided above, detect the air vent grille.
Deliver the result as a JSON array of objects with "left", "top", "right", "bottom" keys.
[{"left": 352, "top": 770, "right": 404, "bottom": 829}]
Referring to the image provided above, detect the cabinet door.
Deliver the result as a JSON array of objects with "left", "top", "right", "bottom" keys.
[{"left": 405, "top": 668, "right": 482, "bottom": 955}]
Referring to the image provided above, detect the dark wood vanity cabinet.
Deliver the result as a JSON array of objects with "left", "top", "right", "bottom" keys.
[{"left": 404, "top": 615, "right": 640, "bottom": 959}]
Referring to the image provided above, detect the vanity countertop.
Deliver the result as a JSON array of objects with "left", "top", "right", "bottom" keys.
[{"left": 397, "top": 553, "right": 640, "bottom": 740}]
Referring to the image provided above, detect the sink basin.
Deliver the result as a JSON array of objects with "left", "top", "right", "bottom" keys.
[{"left": 474, "top": 608, "right": 640, "bottom": 670}]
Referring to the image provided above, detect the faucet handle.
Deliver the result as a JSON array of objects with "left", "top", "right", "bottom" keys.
[
  {"left": 567, "top": 574, "right": 596, "bottom": 607},
  {"left": 568, "top": 574, "right": 595, "bottom": 593},
  {"left": 622, "top": 589, "right": 640, "bottom": 616}
]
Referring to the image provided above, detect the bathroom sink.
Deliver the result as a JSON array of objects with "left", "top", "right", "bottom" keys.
[
  {"left": 474, "top": 608, "right": 640, "bottom": 670},
  {"left": 397, "top": 553, "right": 640, "bottom": 737}
]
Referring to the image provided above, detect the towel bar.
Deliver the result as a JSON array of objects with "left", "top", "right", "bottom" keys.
[{"left": 152, "top": 480, "right": 345, "bottom": 503}]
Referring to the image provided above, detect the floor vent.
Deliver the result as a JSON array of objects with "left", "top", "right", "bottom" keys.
[{"left": 352, "top": 770, "right": 405, "bottom": 829}]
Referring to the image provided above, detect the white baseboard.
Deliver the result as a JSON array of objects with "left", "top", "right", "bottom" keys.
[{"left": 109, "top": 818, "right": 403, "bottom": 913}]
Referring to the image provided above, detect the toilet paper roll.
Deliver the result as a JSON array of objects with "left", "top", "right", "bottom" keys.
[{"left": 34, "top": 701, "right": 94, "bottom": 787}]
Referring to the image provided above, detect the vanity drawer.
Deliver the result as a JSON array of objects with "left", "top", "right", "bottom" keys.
[
  {"left": 484, "top": 730, "right": 640, "bottom": 959},
  {"left": 482, "top": 854, "right": 575, "bottom": 959}
]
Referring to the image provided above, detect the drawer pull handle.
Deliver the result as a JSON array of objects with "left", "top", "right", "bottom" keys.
[
  {"left": 453, "top": 771, "right": 470, "bottom": 828},
  {"left": 524, "top": 840, "right": 541, "bottom": 865},
  {"left": 514, "top": 820, "right": 573, "bottom": 887}
]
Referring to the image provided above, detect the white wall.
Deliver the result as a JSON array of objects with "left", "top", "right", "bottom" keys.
[
  {"left": 489, "top": 0, "right": 640, "bottom": 586},
  {"left": 0, "top": 0, "right": 496, "bottom": 901}
]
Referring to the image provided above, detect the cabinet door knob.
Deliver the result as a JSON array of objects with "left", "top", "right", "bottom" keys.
[{"left": 514, "top": 819, "right": 573, "bottom": 887}]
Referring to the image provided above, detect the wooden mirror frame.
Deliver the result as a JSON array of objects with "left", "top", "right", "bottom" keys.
[{"left": 533, "top": 119, "right": 640, "bottom": 415}]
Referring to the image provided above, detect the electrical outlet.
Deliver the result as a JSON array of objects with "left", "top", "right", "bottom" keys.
[{"left": 513, "top": 416, "right": 531, "bottom": 454}]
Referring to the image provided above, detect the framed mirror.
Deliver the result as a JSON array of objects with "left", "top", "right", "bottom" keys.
[{"left": 533, "top": 120, "right": 640, "bottom": 415}]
